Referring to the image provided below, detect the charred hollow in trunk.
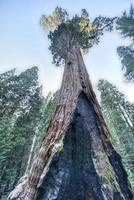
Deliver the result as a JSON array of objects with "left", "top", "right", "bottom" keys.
[
  {"left": 37, "top": 92, "right": 104, "bottom": 200},
  {"left": 8, "top": 44, "right": 133, "bottom": 200},
  {"left": 37, "top": 93, "right": 133, "bottom": 200}
]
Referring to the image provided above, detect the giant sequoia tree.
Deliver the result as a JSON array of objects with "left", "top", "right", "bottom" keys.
[{"left": 8, "top": 8, "right": 133, "bottom": 200}]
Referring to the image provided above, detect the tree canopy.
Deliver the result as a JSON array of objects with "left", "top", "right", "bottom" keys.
[{"left": 40, "top": 7, "right": 116, "bottom": 66}]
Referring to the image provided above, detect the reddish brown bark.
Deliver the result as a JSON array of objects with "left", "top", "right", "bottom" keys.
[{"left": 8, "top": 44, "right": 133, "bottom": 200}]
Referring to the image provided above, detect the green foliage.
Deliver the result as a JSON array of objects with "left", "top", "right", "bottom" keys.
[
  {"left": 105, "top": 164, "right": 120, "bottom": 193},
  {"left": 32, "top": 92, "right": 57, "bottom": 156},
  {"left": 116, "top": 4, "right": 134, "bottom": 81},
  {"left": 56, "top": 145, "right": 64, "bottom": 153},
  {"left": 117, "top": 46, "right": 134, "bottom": 81},
  {"left": 0, "top": 67, "right": 44, "bottom": 199},
  {"left": 40, "top": 7, "right": 68, "bottom": 31},
  {"left": 98, "top": 79, "right": 134, "bottom": 191},
  {"left": 116, "top": 4, "right": 134, "bottom": 39},
  {"left": 40, "top": 7, "right": 116, "bottom": 66}
]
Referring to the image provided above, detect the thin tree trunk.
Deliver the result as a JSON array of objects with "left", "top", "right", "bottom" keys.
[
  {"left": 119, "top": 104, "right": 133, "bottom": 128},
  {"left": 25, "top": 134, "right": 37, "bottom": 175},
  {"left": 8, "top": 44, "right": 133, "bottom": 200}
]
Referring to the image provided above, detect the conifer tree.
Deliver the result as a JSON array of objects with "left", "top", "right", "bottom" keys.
[
  {"left": 98, "top": 79, "right": 134, "bottom": 191},
  {"left": 117, "top": 4, "right": 134, "bottom": 81},
  {"left": 0, "top": 67, "right": 43, "bottom": 199}
]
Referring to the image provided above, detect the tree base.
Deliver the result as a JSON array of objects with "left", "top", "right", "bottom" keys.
[{"left": 37, "top": 93, "right": 133, "bottom": 200}]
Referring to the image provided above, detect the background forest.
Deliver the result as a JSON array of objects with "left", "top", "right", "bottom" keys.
[{"left": 0, "top": 1, "right": 134, "bottom": 200}]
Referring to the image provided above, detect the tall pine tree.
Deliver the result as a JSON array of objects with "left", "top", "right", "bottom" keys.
[
  {"left": 0, "top": 67, "right": 43, "bottom": 199},
  {"left": 98, "top": 79, "right": 134, "bottom": 191},
  {"left": 116, "top": 4, "right": 134, "bottom": 81}
]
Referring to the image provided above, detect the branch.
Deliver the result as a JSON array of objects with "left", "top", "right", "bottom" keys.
[
  {"left": 97, "top": 17, "right": 117, "bottom": 32},
  {"left": 88, "top": 17, "right": 117, "bottom": 40}
]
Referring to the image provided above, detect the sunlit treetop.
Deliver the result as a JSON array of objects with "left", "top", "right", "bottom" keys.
[{"left": 40, "top": 7, "right": 116, "bottom": 66}]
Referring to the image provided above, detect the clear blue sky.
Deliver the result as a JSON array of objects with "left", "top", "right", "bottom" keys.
[{"left": 0, "top": 0, "right": 134, "bottom": 101}]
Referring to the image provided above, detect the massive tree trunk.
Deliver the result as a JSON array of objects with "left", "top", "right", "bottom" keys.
[{"left": 8, "top": 44, "right": 133, "bottom": 200}]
